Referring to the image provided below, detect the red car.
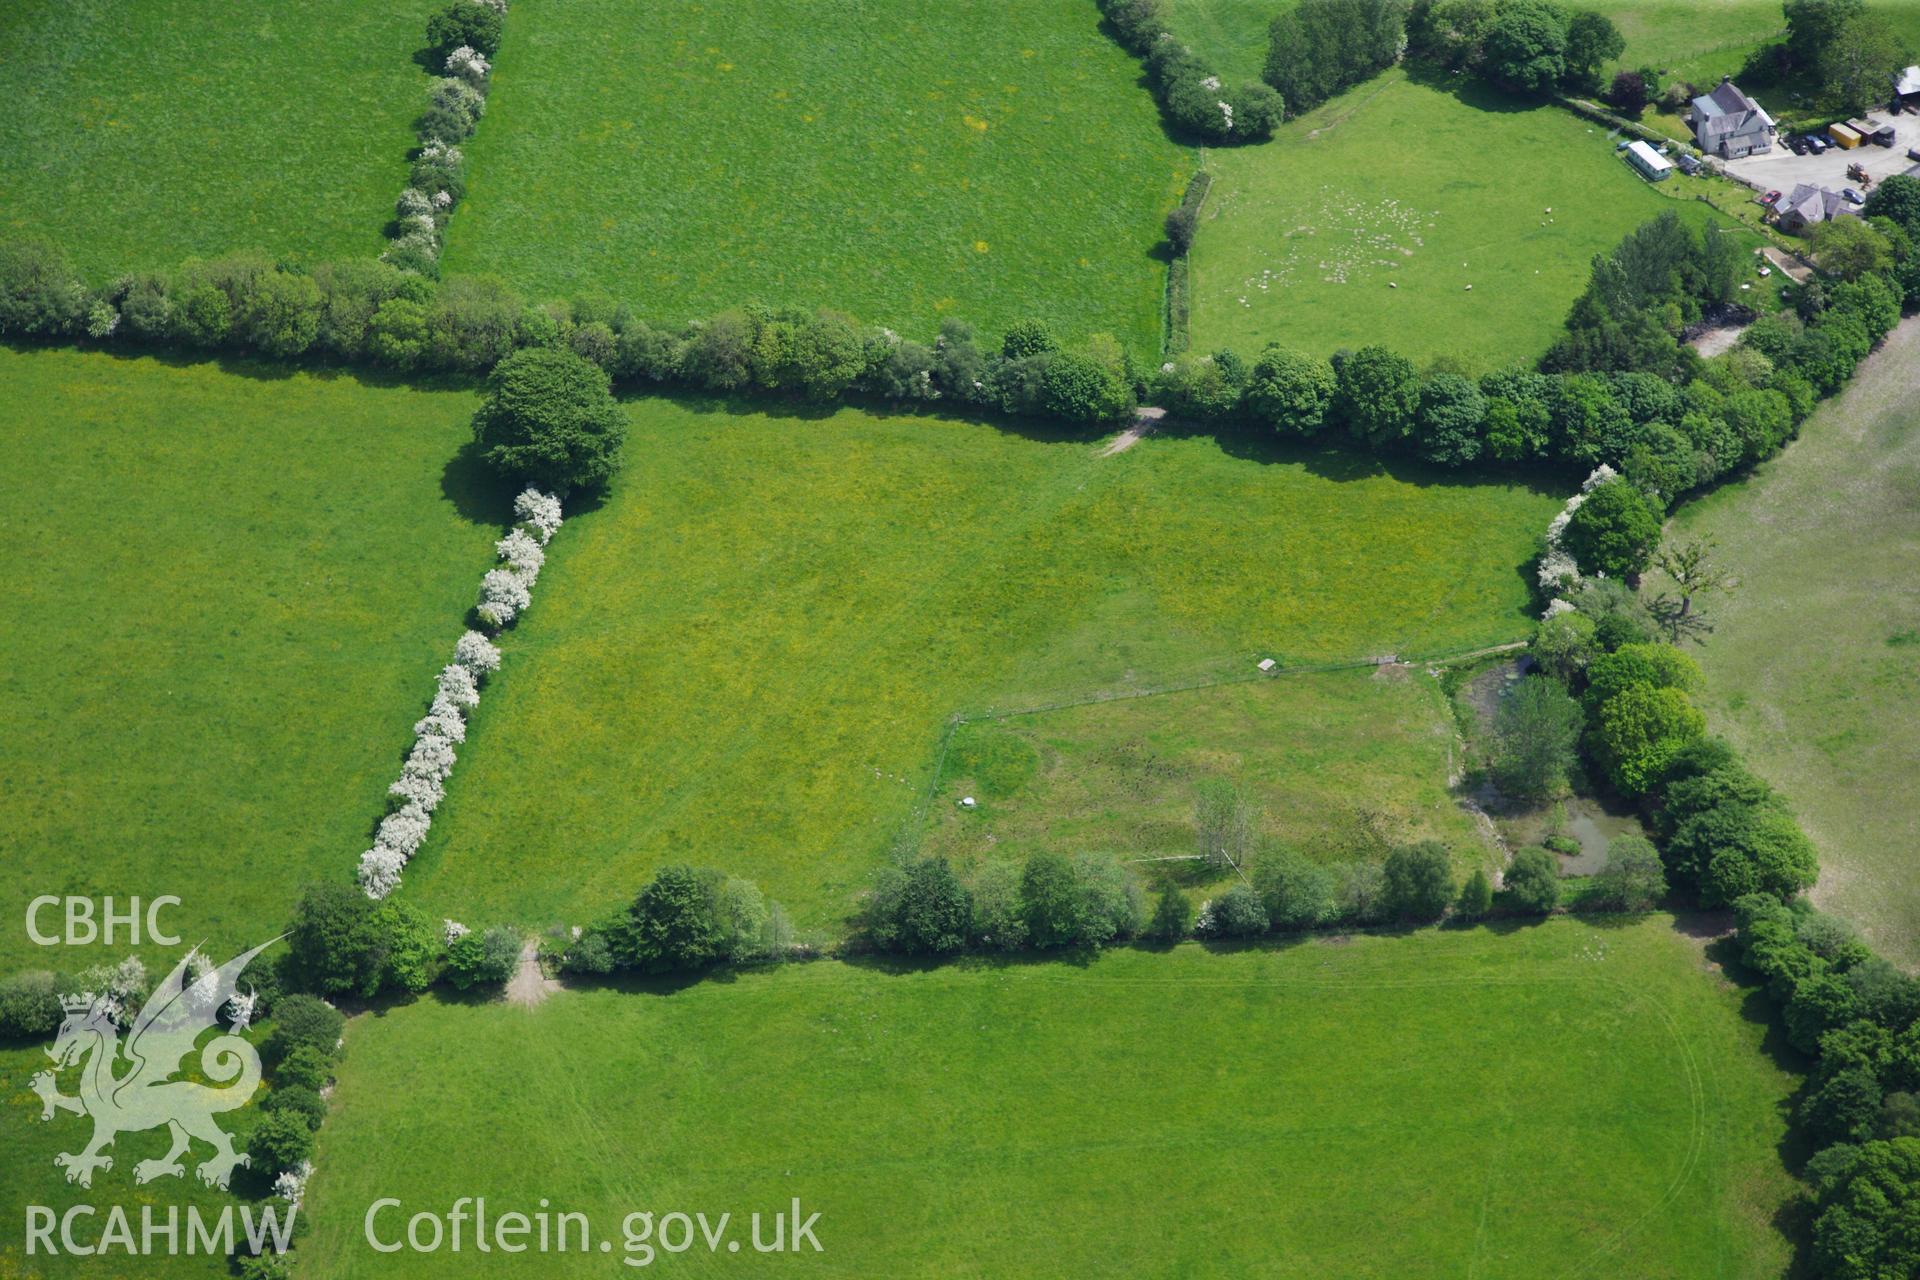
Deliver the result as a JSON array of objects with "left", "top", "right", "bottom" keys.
[{"left": 1760, "top": 189, "right": 1782, "bottom": 205}]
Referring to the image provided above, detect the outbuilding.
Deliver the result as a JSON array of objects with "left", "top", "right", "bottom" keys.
[
  {"left": 1828, "top": 122, "right": 1864, "bottom": 149},
  {"left": 1894, "top": 65, "right": 1920, "bottom": 105},
  {"left": 1850, "top": 119, "right": 1897, "bottom": 146},
  {"left": 1625, "top": 139, "right": 1674, "bottom": 181}
]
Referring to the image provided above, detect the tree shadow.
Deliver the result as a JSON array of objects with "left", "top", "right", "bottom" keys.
[
  {"left": 439, "top": 438, "right": 516, "bottom": 527},
  {"left": 645, "top": 387, "right": 1112, "bottom": 448},
  {"left": 1399, "top": 60, "right": 1555, "bottom": 115},
  {"left": 9, "top": 336, "right": 486, "bottom": 401}
]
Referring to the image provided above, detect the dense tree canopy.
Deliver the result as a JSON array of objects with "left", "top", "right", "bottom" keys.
[
  {"left": 1383, "top": 841, "right": 1455, "bottom": 921},
  {"left": 472, "top": 346, "right": 628, "bottom": 492},
  {"left": 1495, "top": 675, "right": 1584, "bottom": 801},
  {"left": 1561, "top": 479, "right": 1662, "bottom": 578},
  {"left": 1266, "top": 0, "right": 1409, "bottom": 117},
  {"left": 1245, "top": 344, "right": 1337, "bottom": 436},
  {"left": 1481, "top": 0, "right": 1570, "bottom": 94},
  {"left": 1333, "top": 345, "right": 1419, "bottom": 448}
]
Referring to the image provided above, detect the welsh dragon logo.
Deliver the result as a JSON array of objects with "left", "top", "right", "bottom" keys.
[{"left": 30, "top": 939, "right": 276, "bottom": 1190}]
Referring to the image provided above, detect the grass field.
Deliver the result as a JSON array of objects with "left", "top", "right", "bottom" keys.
[
  {"left": 1188, "top": 68, "right": 1758, "bottom": 370},
  {"left": 0, "top": 0, "right": 435, "bottom": 278},
  {"left": 0, "top": 346, "right": 503, "bottom": 976},
  {"left": 1167, "top": 0, "right": 1276, "bottom": 83},
  {"left": 395, "top": 398, "right": 1558, "bottom": 938},
  {"left": 442, "top": 0, "right": 1190, "bottom": 351},
  {"left": 0, "top": 1021, "right": 292, "bottom": 1280},
  {"left": 920, "top": 665, "right": 1497, "bottom": 880},
  {"left": 299, "top": 917, "right": 1797, "bottom": 1278},
  {"left": 1659, "top": 319, "right": 1920, "bottom": 968}
]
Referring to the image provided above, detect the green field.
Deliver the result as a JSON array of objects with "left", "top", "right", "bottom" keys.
[
  {"left": 1606, "top": 1, "right": 1789, "bottom": 88},
  {"left": 0, "top": 1022, "right": 288, "bottom": 1280},
  {"left": 1167, "top": 0, "right": 1277, "bottom": 83},
  {"left": 395, "top": 398, "right": 1557, "bottom": 938},
  {"left": 298, "top": 917, "right": 1795, "bottom": 1278},
  {"left": 0, "top": 0, "right": 434, "bottom": 277},
  {"left": 1189, "top": 68, "right": 1756, "bottom": 370},
  {"left": 921, "top": 665, "right": 1496, "bottom": 878},
  {"left": 1660, "top": 319, "right": 1920, "bottom": 968},
  {"left": 0, "top": 347, "right": 503, "bottom": 975},
  {"left": 441, "top": 0, "right": 1190, "bottom": 352},
  {"left": 1610, "top": 1, "right": 1920, "bottom": 103}
]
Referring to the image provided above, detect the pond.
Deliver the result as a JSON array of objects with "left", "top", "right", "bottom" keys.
[{"left": 1491, "top": 794, "right": 1648, "bottom": 876}]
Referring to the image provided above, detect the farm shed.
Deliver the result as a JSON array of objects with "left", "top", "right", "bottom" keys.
[
  {"left": 1895, "top": 65, "right": 1920, "bottom": 105},
  {"left": 1849, "top": 119, "right": 1896, "bottom": 147},
  {"left": 1625, "top": 140, "right": 1673, "bottom": 181}
]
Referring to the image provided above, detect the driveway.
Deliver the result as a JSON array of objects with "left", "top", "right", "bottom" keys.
[{"left": 1723, "top": 110, "right": 1920, "bottom": 195}]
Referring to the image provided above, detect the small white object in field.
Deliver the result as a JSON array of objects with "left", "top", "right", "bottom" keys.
[
  {"left": 1389, "top": 281, "right": 1398, "bottom": 288},
  {"left": 1258, "top": 658, "right": 1277, "bottom": 672},
  {"left": 1465, "top": 284, "right": 1473, "bottom": 291},
  {"left": 1759, "top": 266, "right": 1772, "bottom": 276},
  {"left": 960, "top": 796, "right": 977, "bottom": 809},
  {"left": 1741, "top": 283, "right": 1752, "bottom": 290}
]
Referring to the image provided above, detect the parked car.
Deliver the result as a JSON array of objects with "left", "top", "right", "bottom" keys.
[
  {"left": 1908, "top": 146, "right": 1920, "bottom": 162},
  {"left": 1844, "top": 188, "right": 1865, "bottom": 204},
  {"left": 1788, "top": 136, "right": 1811, "bottom": 155},
  {"left": 1803, "top": 134, "right": 1829, "bottom": 153},
  {"left": 1761, "top": 189, "right": 1782, "bottom": 205},
  {"left": 1676, "top": 153, "right": 1703, "bottom": 175}
]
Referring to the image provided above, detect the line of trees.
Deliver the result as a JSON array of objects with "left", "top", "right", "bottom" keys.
[
  {"left": 6, "top": 185, "right": 1920, "bottom": 507},
  {"left": 1096, "top": 0, "right": 1284, "bottom": 142},
  {"left": 0, "top": 237, "right": 1144, "bottom": 425},
  {"left": 1731, "top": 896, "right": 1920, "bottom": 1277},
  {"left": 1525, "top": 411, "right": 1920, "bottom": 1278},
  {"left": 383, "top": 0, "right": 508, "bottom": 275},
  {"left": 1408, "top": 0, "right": 1625, "bottom": 96},
  {"left": 557, "top": 865, "right": 805, "bottom": 978}
]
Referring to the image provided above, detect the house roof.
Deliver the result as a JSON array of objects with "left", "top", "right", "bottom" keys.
[
  {"left": 1779, "top": 184, "right": 1857, "bottom": 225},
  {"left": 1692, "top": 79, "right": 1775, "bottom": 139},
  {"left": 1896, "top": 65, "right": 1920, "bottom": 96}
]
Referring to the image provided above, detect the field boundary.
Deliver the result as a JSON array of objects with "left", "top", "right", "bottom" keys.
[
  {"left": 1163, "top": 163, "right": 1212, "bottom": 356},
  {"left": 905, "top": 638, "right": 1527, "bottom": 840}
]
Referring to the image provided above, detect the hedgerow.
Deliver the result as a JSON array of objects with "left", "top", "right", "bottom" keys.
[
  {"left": 1531, "top": 513, "right": 1918, "bottom": 1278},
  {"left": 382, "top": 0, "right": 510, "bottom": 274},
  {"left": 9, "top": 193, "right": 1905, "bottom": 496},
  {"left": 1095, "top": 0, "right": 1282, "bottom": 143},
  {"left": 357, "top": 486, "right": 560, "bottom": 900}
]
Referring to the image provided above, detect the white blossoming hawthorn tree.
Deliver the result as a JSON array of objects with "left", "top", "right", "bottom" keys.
[
  {"left": 436, "top": 662, "right": 481, "bottom": 709},
  {"left": 403, "top": 733, "right": 458, "bottom": 782},
  {"left": 476, "top": 568, "right": 531, "bottom": 628},
  {"left": 513, "top": 487, "right": 563, "bottom": 543},
  {"left": 453, "top": 629, "right": 502, "bottom": 676}
]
